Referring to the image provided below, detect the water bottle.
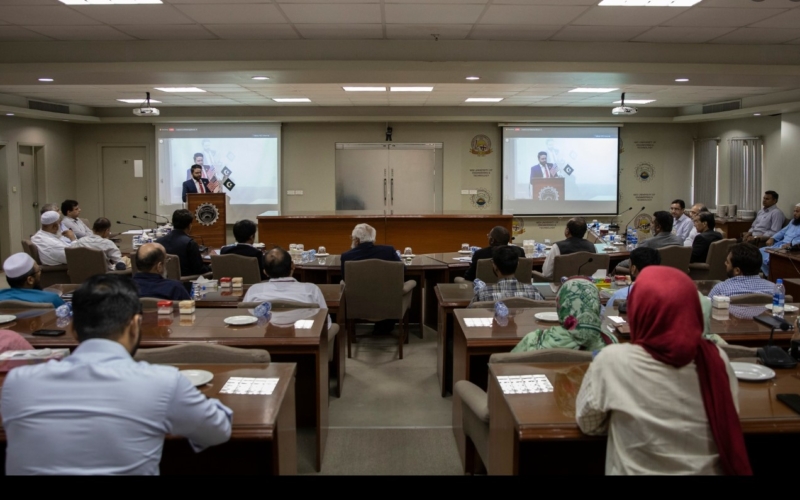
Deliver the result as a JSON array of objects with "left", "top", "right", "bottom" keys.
[
  {"left": 772, "top": 279, "right": 785, "bottom": 319},
  {"left": 254, "top": 302, "right": 272, "bottom": 318},
  {"left": 473, "top": 278, "right": 486, "bottom": 294},
  {"left": 494, "top": 301, "right": 509, "bottom": 326},
  {"left": 55, "top": 303, "right": 72, "bottom": 319}
]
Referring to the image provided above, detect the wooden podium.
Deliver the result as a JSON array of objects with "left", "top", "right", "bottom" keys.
[
  {"left": 186, "top": 193, "right": 227, "bottom": 248},
  {"left": 531, "top": 177, "right": 565, "bottom": 202}
]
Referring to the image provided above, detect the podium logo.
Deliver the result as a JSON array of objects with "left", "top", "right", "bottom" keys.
[
  {"left": 538, "top": 186, "right": 559, "bottom": 201},
  {"left": 469, "top": 135, "right": 493, "bottom": 156},
  {"left": 195, "top": 203, "right": 220, "bottom": 226},
  {"left": 471, "top": 188, "right": 492, "bottom": 209},
  {"left": 635, "top": 162, "right": 654, "bottom": 183}
]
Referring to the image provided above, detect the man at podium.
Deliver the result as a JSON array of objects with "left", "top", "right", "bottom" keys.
[
  {"left": 182, "top": 164, "right": 211, "bottom": 202},
  {"left": 530, "top": 151, "right": 559, "bottom": 180}
]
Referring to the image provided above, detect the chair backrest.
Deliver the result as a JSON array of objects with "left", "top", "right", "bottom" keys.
[
  {"left": 210, "top": 254, "right": 262, "bottom": 285},
  {"left": 469, "top": 298, "right": 555, "bottom": 309},
  {"left": 164, "top": 254, "right": 182, "bottom": 280},
  {"left": 727, "top": 292, "right": 792, "bottom": 303},
  {"left": 657, "top": 245, "right": 692, "bottom": 274},
  {"left": 64, "top": 247, "right": 108, "bottom": 284},
  {"left": 22, "top": 239, "right": 42, "bottom": 265},
  {"left": 134, "top": 344, "right": 271, "bottom": 364},
  {"left": 476, "top": 258, "right": 533, "bottom": 284},
  {"left": 237, "top": 299, "right": 318, "bottom": 309},
  {"left": 0, "top": 300, "right": 54, "bottom": 309},
  {"left": 552, "top": 251, "right": 610, "bottom": 280},
  {"left": 344, "top": 259, "right": 404, "bottom": 320},
  {"left": 489, "top": 348, "right": 593, "bottom": 364},
  {"left": 704, "top": 238, "right": 736, "bottom": 281}
]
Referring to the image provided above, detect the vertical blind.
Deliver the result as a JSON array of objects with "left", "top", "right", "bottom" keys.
[
  {"left": 729, "top": 138, "right": 763, "bottom": 211},
  {"left": 693, "top": 138, "right": 718, "bottom": 208}
]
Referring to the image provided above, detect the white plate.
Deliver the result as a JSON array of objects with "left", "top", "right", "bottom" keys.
[
  {"left": 730, "top": 362, "right": 776, "bottom": 381},
  {"left": 223, "top": 315, "right": 258, "bottom": 326},
  {"left": 315, "top": 253, "right": 330, "bottom": 257},
  {"left": 0, "top": 315, "right": 16, "bottom": 324},
  {"left": 180, "top": 369, "right": 214, "bottom": 387},
  {"left": 534, "top": 312, "right": 559, "bottom": 322},
  {"left": 764, "top": 304, "right": 799, "bottom": 312},
  {"left": 458, "top": 250, "right": 472, "bottom": 254}
]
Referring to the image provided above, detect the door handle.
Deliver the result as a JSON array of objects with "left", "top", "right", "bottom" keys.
[
  {"left": 383, "top": 179, "right": 387, "bottom": 204},
  {"left": 144, "top": 196, "right": 148, "bottom": 201},
  {"left": 391, "top": 178, "right": 394, "bottom": 204},
  {"left": 32, "top": 202, "right": 38, "bottom": 207}
]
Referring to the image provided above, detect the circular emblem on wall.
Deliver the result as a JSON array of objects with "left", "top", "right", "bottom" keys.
[
  {"left": 195, "top": 203, "right": 220, "bottom": 226},
  {"left": 633, "top": 213, "right": 653, "bottom": 235},
  {"left": 538, "top": 186, "right": 559, "bottom": 201},
  {"left": 470, "top": 188, "right": 492, "bottom": 209},
  {"left": 635, "top": 162, "right": 655, "bottom": 183},
  {"left": 512, "top": 217, "right": 526, "bottom": 236},
  {"left": 469, "top": 135, "right": 493, "bottom": 156}
]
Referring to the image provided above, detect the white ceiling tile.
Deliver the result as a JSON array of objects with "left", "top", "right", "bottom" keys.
[
  {"left": 750, "top": 8, "right": 800, "bottom": 29},
  {"left": 204, "top": 24, "right": 298, "bottom": 39},
  {"left": 73, "top": 6, "right": 194, "bottom": 25},
  {"left": 281, "top": 4, "right": 381, "bottom": 23},
  {"left": 386, "top": 24, "right": 471, "bottom": 39},
  {"left": 700, "top": 0, "right": 800, "bottom": 8},
  {"left": 115, "top": 24, "right": 217, "bottom": 40},
  {"left": 664, "top": 7, "right": 786, "bottom": 28},
  {"left": 0, "top": 26, "right": 51, "bottom": 40},
  {"left": 295, "top": 24, "right": 383, "bottom": 38},
  {"left": 385, "top": 0, "right": 485, "bottom": 3},
  {"left": 174, "top": 4, "right": 286, "bottom": 24},
  {"left": 494, "top": 0, "right": 595, "bottom": 3},
  {"left": 709, "top": 28, "right": 800, "bottom": 44},
  {"left": 25, "top": 25, "right": 134, "bottom": 41},
  {"left": 0, "top": 0, "right": 61, "bottom": 4},
  {"left": 551, "top": 25, "right": 649, "bottom": 42},
  {"left": 571, "top": 6, "right": 687, "bottom": 27},
  {"left": 385, "top": 4, "right": 485, "bottom": 24},
  {"left": 479, "top": 5, "right": 588, "bottom": 25},
  {"left": 167, "top": 0, "right": 275, "bottom": 3},
  {"left": 276, "top": 0, "right": 378, "bottom": 3},
  {"left": 469, "top": 26, "right": 558, "bottom": 40},
  {"left": 0, "top": 6, "right": 101, "bottom": 25},
  {"left": 632, "top": 26, "right": 736, "bottom": 44}
]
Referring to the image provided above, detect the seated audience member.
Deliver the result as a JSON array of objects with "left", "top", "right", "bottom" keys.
[
  {"left": 132, "top": 243, "right": 190, "bottom": 301},
  {"left": 470, "top": 246, "right": 543, "bottom": 305},
  {"left": 243, "top": 247, "right": 330, "bottom": 328},
  {"left": 512, "top": 278, "right": 616, "bottom": 352},
  {"left": 708, "top": 243, "right": 775, "bottom": 298},
  {"left": 616, "top": 211, "right": 683, "bottom": 271},
  {"left": 464, "top": 226, "right": 524, "bottom": 282},
  {"left": 575, "top": 266, "right": 749, "bottom": 475},
  {"left": 743, "top": 190, "right": 785, "bottom": 245},
  {"left": 602, "top": 247, "right": 660, "bottom": 315},
  {"left": 340, "top": 223, "right": 401, "bottom": 280},
  {"left": 0, "top": 330, "right": 33, "bottom": 354},
  {"left": 156, "top": 209, "right": 210, "bottom": 277},
  {"left": 0, "top": 275, "right": 232, "bottom": 475},
  {"left": 31, "top": 211, "right": 74, "bottom": 266},
  {"left": 683, "top": 204, "right": 708, "bottom": 246},
  {"left": 541, "top": 217, "right": 596, "bottom": 279},
  {"left": 72, "top": 218, "right": 126, "bottom": 270},
  {"left": 0, "top": 253, "right": 65, "bottom": 308},
  {"left": 60, "top": 199, "right": 91, "bottom": 239},
  {"left": 760, "top": 203, "right": 800, "bottom": 277},
  {"left": 670, "top": 199, "right": 693, "bottom": 241},
  {"left": 40, "top": 203, "right": 75, "bottom": 244},
  {"left": 220, "top": 220, "right": 266, "bottom": 280},
  {"left": 690, "top": 212, "right": 723, "bottom": 263}
]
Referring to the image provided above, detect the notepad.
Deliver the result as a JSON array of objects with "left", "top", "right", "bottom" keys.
[
  {"left": 497, "top": 375, "right": 554, "bottom": 394},
  {"left": 219, "top": 377, "right": 279, "bottom": 395},
  {"left": 464, "top": 317, "right": 493, "bottom": 327},
  {"left": 294, "top": 319, "right": 314, "bottom": 329}
]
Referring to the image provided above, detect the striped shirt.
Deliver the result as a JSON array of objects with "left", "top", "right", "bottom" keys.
[
  {"left": 707, "top": 275, "right": 775, "bottom": 298},
  {"left": 472, "top": 278, "right": 544, "bottom": 304}
]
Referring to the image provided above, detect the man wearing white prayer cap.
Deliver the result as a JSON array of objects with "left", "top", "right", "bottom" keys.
[
  {"left": 30, "top": 211, "right": 74, "bottom": 266},
  {"left": 0, "top": 253, "right": 64, "bottom": 307}
]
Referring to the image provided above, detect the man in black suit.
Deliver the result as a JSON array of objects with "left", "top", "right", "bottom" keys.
[
  {"left": 464, "top": 226, "right": 524, "bottom": 281},
  {"left": 220, "top": 219, "right": 266, "bottom": 280},
  {"left": 155, "top": 209, "right": 210, "bottom": 277},
  {"left": 340, "top": 223, "right": 401, "bottom": 280},
  {"left": 182, "top": 164, "right": 210, "bottom": 203},
  {"left": 530, "top": 151, "right": 558, "bottom": 179}
]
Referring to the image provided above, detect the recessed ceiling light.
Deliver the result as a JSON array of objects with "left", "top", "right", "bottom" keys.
[
  {"left": 154, "top": 87, "right": 206, "bottom": 93},
  {"left": 251, "top": 76, "right": 270, "bottom": 80},
  {"left": 390, "top": 87, "right": 433, "bottom": 92},
  {"left": 38, "top": 78, "right": 53, "bottom": 82},
  {"left": 59, "top": 1, "right": 163, "bottom": 4},
  {"left": 343, "top": 87, "right": 386, "bottom": 92},
  {"left": 466, "top": 76, "right": 480, "bottom": 81},
  {"left": 569, "top": 88, "right": 618, "bottom": 93},
  {"left": 117, "top": 98, "right": 162, "bottom": 104},
  {"left": 272, "top": 98, "right": 311, "bottom": 103},
  {"left": 613, "top": 99, "right": 655, "bottom": 104},
  {"left": 5, "top": 113, "right": 14, "bottom": 116},
  {"left": 598, "top": 0, "right": 700, "bottom": 6},
  {"left": 754, "top": 113, "right": 762, "bottom": 116},
  {"left": 465, "top": 98, "right": 503, "bottom": 103},
  {"left": 675, "top": 78, "right": 689, "bottom": 82}
]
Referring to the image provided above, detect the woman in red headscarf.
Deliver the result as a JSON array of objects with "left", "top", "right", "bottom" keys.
[{"left": 575, "top": 266, "right": 751, "bottom": 475}]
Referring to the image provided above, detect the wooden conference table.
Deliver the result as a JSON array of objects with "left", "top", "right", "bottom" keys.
[
  {"left": 486, "top": 362, "right": 800, "bottom": 475},
  {"left": 5, "top": 307, "right": 331, "bottom": 472},
  {"left": 0, "top": 363, "right": 297, "bottom": 475}
]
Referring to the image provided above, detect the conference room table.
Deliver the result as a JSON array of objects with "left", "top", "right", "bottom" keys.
[
  {"left": 3, "top": 306, "right": 331, "bottom": 472},
  {"left": 0, "top": 362, "right": 298, "bottom": 475},
  {"left": 484, "top": 361, "right": 800, "bottom": 476}
]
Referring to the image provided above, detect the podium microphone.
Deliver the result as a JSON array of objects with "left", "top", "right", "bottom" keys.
[
  {"left": 609, "top": 207, "right": 633, "bottom": 232},
  {"left": 623, "top": 206, "right": 646, "bottom": 234},
  {"left": 189, "top": 235, "right": 208, "bottom": 253},
  {"left": 577, "top": 257, "right": 594, "bottom": 277},
  {"left": 116, "top": 220, "right": 145, "bottom": 234},
  {"left": 755, "top": 315, "right": 797, "bottom": 368},
  {"left": 132, "top": 215, "right": 159, "bottom": 230},
  {"left": 144, "top": 211, "right": 170, "bottom": 224}
]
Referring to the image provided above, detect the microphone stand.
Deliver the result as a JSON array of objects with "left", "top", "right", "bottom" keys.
[
  {"left": 623, "top": 206, "right": 646, "bottom": 240},
  {"left": 609, "top": 207, "right": 633, "bottom": 232},
  {"left": 577, "top": 257, "right": 594, "bottom": 278},
  {"left": 755, "top": 315, "right": 797, "bottom": 368},
  {"left": 116, "top": 220, "right": 145, "bottom": 234},
  {"left": 144, "top": 211, "right": 170, "bottom": 225},
  {"left": 132, "top": 215, "right": 158, "bottom": 231}
]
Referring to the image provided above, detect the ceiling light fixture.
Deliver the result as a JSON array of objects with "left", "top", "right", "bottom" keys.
[
  {"left": 465, "top": 98, "right": 503, "bottom": 102},
  {"left": 569, "top": 88, "right": 618, "bottom": 93},
  {"left": 272, "top": 98, "right": 311, "bottom": 103},
  {"left": 154, "top": 87, "right": 206, "bottom": 93},
  {"left": 598, "top": 0, "right": 701, "bottom": 6},
  {"left": 60, "top": 1, "right": 163, "bottom": 4},
  {"left": 675, "top": 78, "right": 689, "bottom": 82},
  {"left": 390, "top": 87, "right": 433, "bottom": 92},
  {"left": 612, "top": 99, "right": 655, "bottom": 104},
  {"left": 466, "top": 76, "right": 480, "bottom": 81},
  {"left": 38, "top": 78, "right": 54, "bottom": 82},
  {"left": 343, "top": 87, "right": 387, "bottom": 92},
  {"left": 117, "top": 98, "right": 162, "bottom": 104},
  {"left": 251, "top": 76, "right": 270, "bottom": 81},
  {"left": 754, "top": 113, "right": 762, "bottom": 116},
  {"left": 5, "top": 113, "right": 14, "bottom": 116}
]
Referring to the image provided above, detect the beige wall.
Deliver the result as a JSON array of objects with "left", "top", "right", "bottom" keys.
[{"left": 778, "top": 112, "right": 800, "bottom": 214}]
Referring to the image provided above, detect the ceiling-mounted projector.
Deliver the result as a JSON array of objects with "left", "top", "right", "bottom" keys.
[
  {"left": 612, "top": 92, "right": 637, "bottom": 116},
  {"left": 133, "top": 92, "right": 160, "bottom": 117}
]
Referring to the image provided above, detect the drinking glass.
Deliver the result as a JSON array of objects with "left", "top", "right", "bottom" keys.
[
  {"left": 404, "top": 247, "right": 413, "bottom": 256},
  {"left": 297, "top": 244, "right": 304, "bottom": 252},
  {"left": 461, "top": 243, "right": 469, "bottom": 252},
  {"left": 318, "top": 246, "right": 326, "bottom": 254},
  {"left": 289, "top": 244, "right": 297, "bottom": 251},
  {"left": 544, "top": 239, "right": 551, "bottom": 246}
]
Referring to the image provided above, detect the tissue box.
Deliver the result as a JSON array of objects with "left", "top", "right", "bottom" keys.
[
  {"left": 179, "top": 300, "right": 195, "bottom": 315},
  {"left": 232, "top": 277, "right": 243, "bottom": 289},
  {"left": 712, "top": 296, "right": 730, "bottom": 309},
  {"left": 157, "top": 300, "right": 173, "bottom": 314},
  {"left": 220, "top": 277, "right": 232, "bottom": 288}
]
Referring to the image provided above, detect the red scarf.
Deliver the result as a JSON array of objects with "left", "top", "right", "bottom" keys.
[{"left": 627, "top": 266, "right": 752, "bottom": 475}]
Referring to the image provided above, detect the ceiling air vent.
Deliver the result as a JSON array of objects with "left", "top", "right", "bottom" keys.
[
  {"left": 702, "top": 100, "right": 741, "bottom": 114},
  {"left": 28, "top": 100, "right": 70, "bottom": 114}
]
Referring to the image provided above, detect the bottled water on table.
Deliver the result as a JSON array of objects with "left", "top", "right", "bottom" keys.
[
  {"left": 494, "top": 301, "right": 509, "bottom": 326},
  {"left": 773, "top": 279, "right": 785, "bottom": 319},
  {"left": 55, "top": 303, "right": 72, "bottom": 319},
  {"left": 473, "top": 279, "right": 486, "bottom": 293},
  {"left": 254, "top": 302, "right": 272, "bottom": 318}
]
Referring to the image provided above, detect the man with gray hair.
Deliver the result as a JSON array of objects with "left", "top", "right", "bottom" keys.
[
  {"left": 340, "top": 223, "right": 401, "bottom": 280},
  {"left": 40, "top": 203, "right": 74, "bottom": 244},
  {"left": 683, "top": 203, "right": 709, "bottom": 247},
  {"left": 31, "top": 211, "right": 74, "bottom": 266}
]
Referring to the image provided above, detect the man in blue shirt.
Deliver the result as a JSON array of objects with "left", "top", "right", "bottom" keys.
[
  {"left": 602, "top": 247, "right": 660, "bottom": 316},
  {"left": 0, "top": 253, "right": 64, "bottom": 308},
  {"left": 743, "top": 190, "right": 786, "bottom": 245},
  {"left": 132, "top": 243, "right": 191, "bottom": 301},
  {"left": 0, "top": 274, "right": 232, "bottom": 475},
  {"left": 709, "top": 243, "right": 775, "bottom": 298},
  {"left": 761, "top": 203, "right": 800, "bottom": 277}
]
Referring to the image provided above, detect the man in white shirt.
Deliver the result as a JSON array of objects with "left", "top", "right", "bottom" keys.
[
  {"left": 40, "top": 203, "right": 74, "bottom": 244},
  {"left": 683, "top": 203, "right": 708, "bottom": 246},
  {"left": 540, "top": 217, "right": 596, "bottom": 279},
  {"left": 1, "top": 274, "right": 232, "bottom": 475},
  {"left": 670, "top": 199, "right": 693, "bottom": 241},
  {"left": 72, "top": 217, "right": 126, "bottom": 270},
  {"left": 61, "top": 199, "right": 92, "bottom": 239},
  {"left": 31, "top": 210, "right": 74, "bottom": 265}
]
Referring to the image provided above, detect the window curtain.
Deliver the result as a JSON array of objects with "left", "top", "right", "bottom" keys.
[
  {"left": 729, "top": 138, "right": 763, "bottom": 211},
  {"left": 693, "top": 138, "right": 718, "bottom": 208}
]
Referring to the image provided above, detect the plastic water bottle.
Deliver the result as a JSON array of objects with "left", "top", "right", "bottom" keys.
[
  {"left": 55, "top": 303, "right": 72, "bottom": 319},
  {"left": 254, "top": 302, "right": 272, "bottom": 318},
  {"left": 473, "top": 278, "right": 486, "bottom": 294},
  {"left": 773, "top": 279, "right": 785, "bottom": 319},
  {"left": 494, "top": 301, "right": 509, "bottom": 326}
]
